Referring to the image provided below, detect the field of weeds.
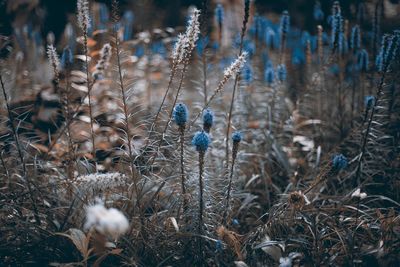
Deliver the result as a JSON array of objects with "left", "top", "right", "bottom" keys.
[{"left": 0, "top": 0, "right": 399, "bottom": 266}]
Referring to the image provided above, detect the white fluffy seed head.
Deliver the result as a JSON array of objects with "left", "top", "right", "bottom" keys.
[
  {"left": 223, "top": 51, "right": 248, "bottom": 78},
  {"left": 351, "top": 188, "right": 367, "bottom": 200},
  {"left": 172, "top": 34, "right": 188, "bottom": 65},
  {"left": 84, "top": 202, "right": 129, "bottom": 239},
  {"left": 47, "top": 44, "right": 60, "bottom": 76},
  {"left": 185, "top": 8, "right": 201, "bottom": 49},
  {"left": 77, "top": 0, "right": 91, "bottom": 33}
]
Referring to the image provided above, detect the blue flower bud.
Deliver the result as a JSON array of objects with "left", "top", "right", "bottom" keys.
[
  {"left": 232, "top": 131, "right": 243, "bottom": 143},
  {"left": 173, "top": 103, "right": 189, "bottom": 127},
  {"left": 314, "top": 2, "right": 324, "bottom": 21},
  {"left": 203, "top": 109, "right": 214, "bottom": 132},
  {"left": 364, "top": 95, "right": 375, "bottom": 109},
  {"left": 332, "top": 154, "right": 347, "bottom": 170},
  {"left": 61, "top": 47, "right": 73, "bottom": 69},
  {"left": 192, "top": 131, "right": 210, "bottom": 152}
]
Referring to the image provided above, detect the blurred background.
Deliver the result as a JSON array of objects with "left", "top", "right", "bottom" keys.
[{"left": 1, "top": 0, "right": 399, "bottom": 44}]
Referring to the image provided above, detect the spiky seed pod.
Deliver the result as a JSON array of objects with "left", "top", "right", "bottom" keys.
[
  {"left": 264, "top": 66, "right": 275, "bottom": 85},
  {"left": 277, "top": 64, "right": 287, "bottom": 82},
  {"left": 350, "top": 25, "right": 361, "bottom": 51},
  {"left": 192, "top": 131, "right": 210, "bottom": 152},
  {"left": 288, "top": 191, "right": 306, "bottom": 210},
  {"left": 77, "top": 0, "right": 91, "bottom": 34},
  {"left": 173, "top": 103, "right": 189, "bottom": 127},
  {"left": 93, "top": 43, "right": 112, "bottom": 80},
  {"left": 61, "top": 47, "right": 73, "bottom": 70},
  {"left": 332, "top": 154, "right": 347, "bottom": 171},
  {"left": 202, "top": 109, "right": 214, "bottom": 133},
  {"left": 357, "top": 49, "right": 369, "bottom": 72}
]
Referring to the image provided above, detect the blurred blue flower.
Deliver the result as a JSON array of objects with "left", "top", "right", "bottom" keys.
[
  {"left": 277, "top": 64, "right": 287, "bottom": 82},
  {"left": 332, "top": 154, "right": 347, "bottom": 170},
  {"left": 365, "top": 95, "right": 375, "bottom": 109}
]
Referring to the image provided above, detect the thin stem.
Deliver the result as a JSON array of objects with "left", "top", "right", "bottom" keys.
[
  {"left": 225, "top": 0, "right": 249, "bottom": 169},
  {"left": 198, "top": 150, "right": 205, "bottom": 260},
  {"left": 222, "top": 146, "right": 237, "bottom": 225},
  {"left": 83, "top": 34, "right": 96, "bottom": 169},
  {"left": 179, "top": 126, "right": 187, "bottom": 215}
]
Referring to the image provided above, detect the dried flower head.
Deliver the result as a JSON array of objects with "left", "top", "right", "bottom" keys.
[
  {"left": 288, "top": 191, "right": 306, "bottom": 210},
  {"left": 84, "top": 202, "right": 129, "bottom": 239},
  {"left": 47, "top": 44, "right": 60, "bottom": 77},
  {"left": 77, "top": 0, "right": 91, "bottom": 33},
  {"left": 93, "top": 43, "right": 112, "bottom": 80},
  {"left": 232, "top": 131, "right": 242, "bottom": 143},
  {"left": 223, "top": 52, "right": 247, "bottom": 79}
]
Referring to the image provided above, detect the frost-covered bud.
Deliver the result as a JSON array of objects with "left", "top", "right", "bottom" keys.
[
  {"left": 173, "top": 103, "right": 189, "bottom": 127},
  {"left": 192, "top": 131, "right": 210, "bottom": 152},
  {"left": 332, "top": 154, "right": 347, "bottom": 170},
  {"left": 202, "top": 109, "right": 214, "bottom": 133}
]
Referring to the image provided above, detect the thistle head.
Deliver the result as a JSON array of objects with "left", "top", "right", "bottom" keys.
[
  {"left": 173, "top": 103, "right": 189, "bottom": 127},
  {"left": 332, "top": 154, "right": 347, "bottom": 170},
  {"left": 192, "top": 131, "right": 210, "bottom": 152},
  {"left": 277, "top": 64, "right": 287, "bottom": 82},
  {"left": 232, "top": 131, "right": 243, "bottom": 143},
  {"left": 202, "top": 109, "right": 214, "bottom": 133}
]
